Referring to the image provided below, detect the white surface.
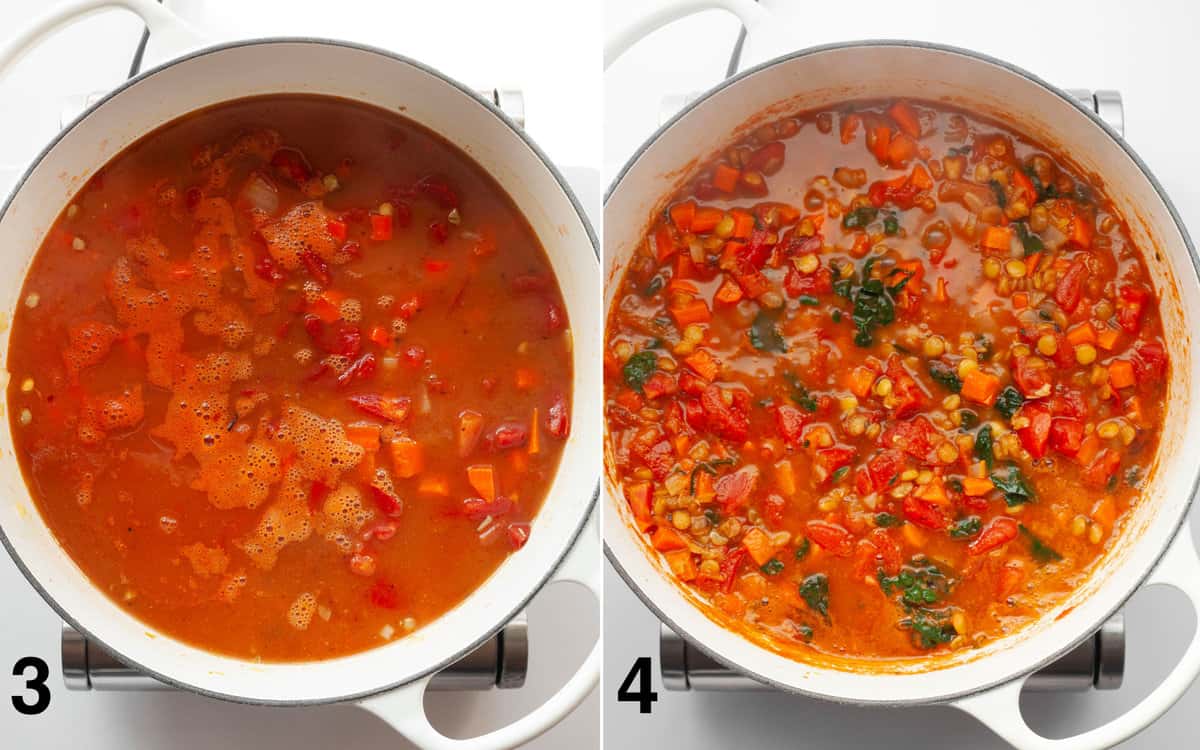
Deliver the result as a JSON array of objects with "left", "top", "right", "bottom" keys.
[
  {"left": 0, "top": 1, "right": 600, "bottom": 748},
  {"left": 603, "top": 0, "right": 1200, "bottom": 747}
]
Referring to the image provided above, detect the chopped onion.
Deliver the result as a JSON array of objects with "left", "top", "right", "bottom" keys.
[{"left": 239, "top": 172, "right": 279, "bottom": 215}]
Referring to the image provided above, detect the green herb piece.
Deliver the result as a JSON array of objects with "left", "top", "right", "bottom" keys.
[
  {"left": 797, "top": 625, "right": 814, "bottom": 641},
  {"left": 851, "top": 276, "right": 897, "bottom": 347},
  {"left": 800, "top": 573, "right": 830, "bottom": 620},
  {"left": 643, "top": 275, "right": 664, "bottom": 297},
  {"left": 794, "top": 538, "right": 811, "bottom": 561},
  {"left": 949, "top": 516, "right": 982, "bottom": 539},
  {"left": 959, "top": 409, "right": 980, "bottom": 430},
  {"left": 991, "top": 464, "right": 1035, "bottom": 506},
  {"left": 1023, "top": 166, "right": 1059, "bottom": 201},
  {"left": 883, "top": 212, "right": 900, "bottom": 235},
  {"left": 833, "top": 278, "right": 853, "bottom": 299},
  {"left": 948, "top": 145, "right": 972, "bottom": 156},
  {"left": 832, "top": 309, "right": 843, "bottom": 324},
  {"left": 905, "top": 607, "right": 957, "bottom": 649},
  {"left": 842, "top": 205, "right": 878, "bottom": 230},
  {"left": 875, "top": 512, "right": 902, "bottom": 528},
  {"left": 878, "top": 562, "right": 950, "bottom": 608},
  {"left": 1106, "top": 473, "right": 1118, "bottom": 492},
  {"left": 761, "top": 558, "right": 785, "bottom": 575},
  {"left": 1126, "top": 466, "right": 1143, "bottom": 488},
  {"left": 974, "top": 424, "right": 994, "bottom": 470},
  {"left": 831, "top": 465, "right": 850, "bottom": 484},
  {"left": 798, "top": 295, "right": 820, "bottom": 306},
  {"left": 749, "top": 311, "right": 787, "bottom": 353},
  {"left": 622, "top": 351, "right": 657, "bottom": 393},
  {"left": 928, "top": 361, "right": 962, "bottom": 393},
  {"left": 989, "top": 179, "right": 1007, "bottom": 208},
  {"left": 947, "top": 477, "right": 964, "bottom": 493},
  {"left": 995, "top": 386, "right": 1025, "bottom": 419},
  {"left": 783, "top": 372, "right": 818, "bottom": 412},
  {"left": 1019, "top": 524, "right": 1062, "bottom": 563},
  {"left": 975, "top": 335, "right": 994, "bottom": 361},
  {"left": 704, "top": 508, "right": 720, "bottom": 525},
  {"left": 1013, "top": 222, "right": 1044, "bottom": 256}
]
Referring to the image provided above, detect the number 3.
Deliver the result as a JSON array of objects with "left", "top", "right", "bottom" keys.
[{"left": 12, "top": 656, "right": 50, "bottom": 715}]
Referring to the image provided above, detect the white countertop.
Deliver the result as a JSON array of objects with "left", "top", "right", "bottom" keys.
[
  {"left": 0, "top": 1, "right": 600, "bottom": 748},
  {"left": 603, "top": 0, "right": 1200, "bottom": 747}
]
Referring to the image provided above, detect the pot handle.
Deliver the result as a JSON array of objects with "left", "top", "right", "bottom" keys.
[
  {"left": 953, "top": 526, "right": 1200, "bottom": 749},
  {"left": 356, "top": 510, "right": 601, "bottom": 749},
  {"left": 0, "top": 0, "right": 205, "bottom": 81},
  {"left": 604, "top": 0, "right": 782, "bottom": 69}
]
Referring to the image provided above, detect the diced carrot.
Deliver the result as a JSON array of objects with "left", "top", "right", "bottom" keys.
[
  {"left": 887, "top": 133, "right": 919, "bottom": 166},
  {"left": 510, "top": 449, "right": 529, "bottom": 474},
  {"left": 1068, "top": 213, "right": 1093, "bottom": 249},
  {"left": 840, "top": 113, "right": 861, "bottom": 144},
  {"left": 390, "top": 437, "right": 424, "bottom": 478},
  {"left": 370, "top": 212, "right": 393, "bottom": 241},
  {"left": 673, "top": 434, "right": 690, "bottom": 457},
  {"left": 1108, "top": 359, "right": 1136, "bottom": 389},
  {"left": 529, "top": 408, "right": 541, "bottom": 455},
  {"left": 961, "top": 369, "right": 1001, "bottom": 406},
  {"left": 309, "top": 296, "right": 341, "bottom": 324},
  {"left": 982, "top": 226, "right": 1013, "bottom": 251},
  {"left": 691, "top": 207, "right": 724, "bottom": 234},
  {"left": 1097, "top": 327, "right": 1121, "bottom": 350},
  {"left": 914, "top": 477, "right": 949, "bottom": 504},
  {"left": 712, "top": 164, "right": 741, "bottom": 193},
  {"left": 684, "top": 349, "right": 720, "bottom": 382},
  {"left": 625, "top": 481, "right": 653, "bottom": 531},
  {"left": 910, "top": 163, "right": 933, "bottom": 190},
  {"left": 962, "top": 476, "right": 995, "bottom": 497},
  {"left": 902, "top": 523, "right": 927, "bottom": 548},
  {"left": 345, "top": 423, "right": 381, "bottom": 453},
  {"left": 467, "top": 464, "right": 496, "bottom": 502},
  {"left": 741, "top": 527, "right": 775, "bottom": 566},
  {"left": 714, "top": 277, "right": 744, "bottom": 305},
  {"left": 653, "top": 225, "right": 676, "bottom": 262},
  {"left": 1025, "top": 253, "right": 1042, "bottom": 275},
  {"left": 935, "top": 277, "right": 948, "bottom": 303},
  {"left": 1076, "top": 434, "right": 1101, "bottom": 466},
  {"left": 694, "top": 470, "right": 714, "bottom": 500},
  {"left": 515, "top": 367, "right": 539, "bottom": 390},
  {"left": 775, "top": 459, "right": 797, "bottom": 496},
  {"left": 651, "top": 526, "right": 687, "bottom": 552},
  {"left": 669, "top": 201, "right": 696, "bottom": 233},
  {"left": 667, "top": 278, "right": 700, "bottom": 295},
  {"left": 867, "top": 125, "right": 892, "bottom": 162},
  {"left": 1067, "top": 322, "right": 1097, "bottom": 346},
  {"left": 669, "top": 298, "right": 711, "bottom": 327},
  {"left": 848, "top": 366, "right": 876, "bottom": 399},
  {"left": 458, "top": 410, "right": 485, "bottom": 456},
  {"left": 664, "top": 549, "right": 698, "bottom": 581},
  {"left": 888, "top": 100, "right": 922, "bottom": 138},
  {"left": 1012, "top": 292, "right": 1029, "bottom": 310},
  {"left": 417, "top": 474, "right": 448, "bottom": 495},
  {"left": 730, "top": 209, "right": 756, "bottom": 239}
]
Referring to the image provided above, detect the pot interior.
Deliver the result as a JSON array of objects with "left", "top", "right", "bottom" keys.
[
  {"left": 0, "top": 39, "right": 599, "bottom": 704},
  {"left": 603, "top": 41, "right": 1198, "bottom": 703}
]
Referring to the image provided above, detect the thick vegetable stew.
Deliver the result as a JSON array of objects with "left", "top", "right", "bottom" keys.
[
  {"left": 8, "top": 95, "right": 572, "bottom": 661},
  {"left": 605, "top": 100, "right": 1166, "bottom": 661}
]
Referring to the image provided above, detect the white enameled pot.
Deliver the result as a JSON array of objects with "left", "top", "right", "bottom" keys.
[
  {"left": 0, "top": 1, "right": 600, "bottom": 747},
  {"left": 605, "top": 5, "right": 1200, "bottom": 749}
]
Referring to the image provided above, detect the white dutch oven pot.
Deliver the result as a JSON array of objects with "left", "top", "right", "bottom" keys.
[
  {"left": 0, "top": 1, "right": 600, "bottom": 747},
  {"left": 605, "top": 4, "right": 1200, "bottom": 749}
]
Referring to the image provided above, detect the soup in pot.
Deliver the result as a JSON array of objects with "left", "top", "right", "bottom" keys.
[
  {"left": 7, "top": 95, "right": 572, "bottom": 661},
  {"left": 605, "top": 99, "right": 1166, "bottom": 661}
]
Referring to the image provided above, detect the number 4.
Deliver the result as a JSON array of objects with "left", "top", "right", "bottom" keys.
[{"left": 616, "top": 656, "right": 658, "bottom": 714}]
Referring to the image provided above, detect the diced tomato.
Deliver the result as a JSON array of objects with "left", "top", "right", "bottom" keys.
[
  {"left": 814, "top": 446, "right": 855, "bottom": 482},
  {"left": 870, "top": 527, "right": 903, "bottom": 575},
  {"left": 1083, "top": 449, "right": 1122, "bottom": 488},
  {"left": 1012, "top": 355, "right": 1052, "bottom": 397},
  {"left": 326, "top": 218, "right": 348, "bottom": 242},
  {"left": 1016, "top": 402, "right": 1052, "bottom": 459},
  {"left": 415, "top": 175, "right": 459, "bottom": 209},
  {"left": 866, "top": 449, "right": 904, "bottom": 492},
  {"left": 507, "top": 522, "right": 531, "bottom": 550},
  {"left": 805, "top": 520, "right": 854, "bottom": 557},
  {"left": 902, "top": 496, "right": 949, "bottom": 530},
  {"left": 254, "top": 253, "right": 284, "bottom": 282},
  {"left": 1133, "top": 340, "right": 1167, "bottom": 383},
  {"left": 487, "top": 422, "right": 530, "bottom": 452},
  {"left": 348, "top": 394, "right": 411, "bottom": 423},
  {"left": 368, "top": 580, "right": 400, "bottom": 609},
  {"left": 1049, "top": 417, "right": 1084, "bottom": 456},
  {"left": 719, "top": 549, "right": 747, "bottom": 592},
  {"left": 762, "top": 493, "right": 786, "bottom": 528},
  {"left": 1011, "top": 168, "right": 1037, "bottom": 206},
  {"left": 784, "top": 266, "right": 833, "bottom": 298},
  {"left": 370, "top": 213, "right": 393, "bottom": 241},
  {"left": 300, "top": 250, "right": 332, "bottom": 285},
  {"left": 884, "top": 355, "right": 925, "bottom": 418},
  {"left": 867, "top": 174, "right": 921, "bottom": 210},
  {"left": 700, "top": 384, "right": 750, "bottom": 442},
  {"left": 546, "top": 393, "right": 570, "bottom": 439},
  {"left": 1054, "top": 257, "right": 1088, "bottom": 314},
  {"left": 967, "top": 517, "right": 1018, "bottom": 555},
  {"left": 715, "top": 467, "right": 758, "bottom": 513},
  {"left": 774, "top": 404, "right": 807, "bottom": 444},
  {"left": 1117, "top": 285, "right": 1149, "bottom": 334},
  {"left": 368, "top": 484, "right": 403, "bottom": 516},
  {"left": 336, "top": 352, "right": 377, "bottom": 387},
  {"left": 307, "top": 480, "right": 331, "bottom": 513},
  {"left": 882, "top": 416, "right": 939, "bottom": 462},
  {"left": 460, "top": 496, "right": 514, "bottom": 521},
  {"left": 746, "top": 142, "right": 786, "bottom": 175}
]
